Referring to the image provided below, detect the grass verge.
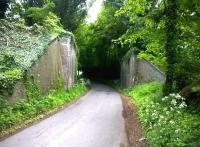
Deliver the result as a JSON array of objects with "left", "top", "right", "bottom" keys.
[
  {"left": 0, "top": 80, "right": 88, "bottom": 139},
  {"left": 124, "top": 82, "right": 200, "bottom": 147}
]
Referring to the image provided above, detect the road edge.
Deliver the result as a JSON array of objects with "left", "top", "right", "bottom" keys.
[
  {"left": 120, "top": 93, "right": 147, "bottom": 147},
  {"left": 0, "top": 88, "right": 91, "bottom": 141}
]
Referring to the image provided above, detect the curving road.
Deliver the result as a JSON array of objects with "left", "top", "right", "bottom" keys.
[{"left": 0, "top": 83, "right": 129, "bottom": 147}]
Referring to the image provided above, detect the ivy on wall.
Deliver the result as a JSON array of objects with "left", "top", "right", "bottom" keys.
[{"left": 0, "top": 19, "right": 52, "bottom": 96}]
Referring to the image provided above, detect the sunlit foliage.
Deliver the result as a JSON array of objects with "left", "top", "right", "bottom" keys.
[
  {"left": 117, "top": 0, "right": 200, "bottom": 93},
  {"left": 75, "top": 0, "right": 128, "bottom": 78}
]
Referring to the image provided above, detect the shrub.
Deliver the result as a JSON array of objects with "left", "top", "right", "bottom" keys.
[
  {"left": 25, "top": 3, "right": 65, "bottom": 35},
  {"left": 124, "top": 82, "right": 200, "bottom": 146}
]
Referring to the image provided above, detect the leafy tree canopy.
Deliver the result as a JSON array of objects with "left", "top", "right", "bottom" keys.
[
  {"left": 116, "top": 0, "right": 200, "bottom": 93},
  {"left": 54, "top": 0, "right": 88, "bottom": 31},
  {"left": 75, "top": 0, "right": 128, "bottom": 79}
]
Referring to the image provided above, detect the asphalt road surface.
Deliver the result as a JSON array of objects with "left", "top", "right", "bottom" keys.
[{"left": 0, "top": 83, "right": 129, "bottom": 147}]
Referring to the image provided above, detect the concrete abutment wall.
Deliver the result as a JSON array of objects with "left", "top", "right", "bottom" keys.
[
  {"left": 7, "top": 36, "right": 77, "bottom": 102},
  {"left": 120, "top": 50, "right": 165, "bottom": 88}
]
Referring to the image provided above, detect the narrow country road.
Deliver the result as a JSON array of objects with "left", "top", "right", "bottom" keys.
[{"left": 0, "top": 83, "right": 129, "bottom": 147}]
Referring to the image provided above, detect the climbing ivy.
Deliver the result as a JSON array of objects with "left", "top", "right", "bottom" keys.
[
  {"left": 0, "top": 52, "right": 22, "bottom": 95},
  {"left": 0, "top": 19, "right": 52, "bottom": 96}
]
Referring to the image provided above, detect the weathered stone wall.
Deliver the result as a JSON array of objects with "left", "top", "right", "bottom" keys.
[
  {"left": 120, "top": 50, "right": 165, "bottom": 87},
  {"left": 59, "top": 37, "right": 77, "bottom": 89},
  {"left": 30, "top": 39, "right": 62, "bottom": 95},
  {"left": 7, "top": 36, "right": 77, "bottom": 102},
  {"left": 137, "top": 59, "right": 166, "bottom": 83},
  {"left": 120, "top": 55, "right": 138, "bottom": 87}
]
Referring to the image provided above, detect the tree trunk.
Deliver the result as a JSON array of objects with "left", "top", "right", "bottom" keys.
[{"left": 163, "top": 0, "right": 178, "bottom": 95}]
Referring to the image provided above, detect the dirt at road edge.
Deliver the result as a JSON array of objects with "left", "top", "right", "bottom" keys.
[{"left": 120, "top": 94, "right": 148, "bottom": 147}]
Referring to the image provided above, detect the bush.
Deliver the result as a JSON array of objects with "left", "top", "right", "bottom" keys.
[
  {"left": 124, "top": 82, "right": 200, "bottom": 146},
  {"left": 25, "top": 3, "right": 65, "bottom": 35}
]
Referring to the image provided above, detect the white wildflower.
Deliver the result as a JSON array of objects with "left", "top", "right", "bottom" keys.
[
  {"left": 13, "top": 14, "right": 20, "bottom": 19},
  {"left": 175, "top": 94, "right": 182, "bottom": 99},
  {"left": 166, "top": 111, "right": 170, "bottom": 115},
  {"left": 169, "top": 120, "right": 175, "bottom": 125},
  {"left": 163, "top": 107, "right": 168, "bottom": 111},
  {"left": 175, "top": 129, "right": 181, "bottom": 133},
  {"left": 169, "top": 93, "right": 176, "bottom": 97},
  {"left": 162, "top": 96, "right": 169, "bottom": 101},
  {"left": 171, "top": 99, "right": 177, "bottom": 106},
  {"left": 160, "top": 115, "right": 164, "bottom": 119},
  {"left": 179, "top": 102, "right": 187, "bottom": 108},
  {"left": 191, "top": 12, "right": 196, "bottom": 16}
]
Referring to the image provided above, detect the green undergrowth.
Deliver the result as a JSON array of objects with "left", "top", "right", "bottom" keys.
[
  {"left": 124, "top": 82, "right": 200, "bottom": 147},
  {"left": 0, "top": 20, "right": 52, "bottom": 95},
  {"left": 0, "top": 20, "right": 76, "bottom": 96},
  {"left": 0, "top": 79, "right": 88, "bottom": 137}
]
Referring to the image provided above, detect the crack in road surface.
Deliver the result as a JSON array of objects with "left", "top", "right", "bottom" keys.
[{"left": 0, "top": 83, "right": 129, "bottom": 147}]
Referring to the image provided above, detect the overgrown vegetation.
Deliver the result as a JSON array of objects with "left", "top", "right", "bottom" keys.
[
  {"left": 116, "top": 0, "right": 200, "bottom": 95},
  {"left": 0, "top": 0, "right": 199, "bottom": 145},
  {"left": 124, "top": 82, "right": 200, "bottom": 146},
  {"left": 0, "top": 1, "right": 86, "bottom": 138},
  {"left": 75, "top": 0, "right": 128, "bottom": 79},
  {"left": 0, "top": 20, "right": 51, "bottom": 69},
  {"left": 25, "top": 2, "right": 65, "bottom": 35},
  {"left": 76, "top": 0, "right": 199, "bottom": 106},
  {"left": 0, "top": 0, "right": 86, "bottom": 139},
  {"left": 0, "top": 19, "right": 52, "bottom": 95},
  {"left": 2, "top": 0, "right": 88, "bottom": 32},
  {"left": 0, "top": 79, "right": 87, "bottom": 137},
  {"left": 0, "top": 0, "right": 86, "bottom": 92}
]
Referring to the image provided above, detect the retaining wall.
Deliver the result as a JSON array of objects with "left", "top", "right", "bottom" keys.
[
  {"left": 120, "top": 50, "right": 165, "bottom": 87},
  {"left": 7, "top": 36, "right": 77, "bottom": 102}
]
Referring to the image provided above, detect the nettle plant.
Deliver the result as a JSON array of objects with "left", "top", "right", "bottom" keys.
[{"left": 142, "top": 93, "right": 189, "bottom": 146}]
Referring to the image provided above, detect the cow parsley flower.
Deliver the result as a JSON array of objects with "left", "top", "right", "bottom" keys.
[{"left": 171, "top": 99, "right": 177, "bottom": 106}]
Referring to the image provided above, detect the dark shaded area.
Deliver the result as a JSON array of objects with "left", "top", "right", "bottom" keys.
[
  {"left": 180, "top": 83, "right": 200, "bottom": 112},
  {"left": 0, "top": 0, "right": 9, "bottom": 19},
  {"left": 23, "top": 0, "right": 44, "bottom": 7},
  {"left": 83, "top": 66, "right": 120, "bottom": 80},
  {"left": 75, "top": 0, "right": 129, "bottom": 81}
]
